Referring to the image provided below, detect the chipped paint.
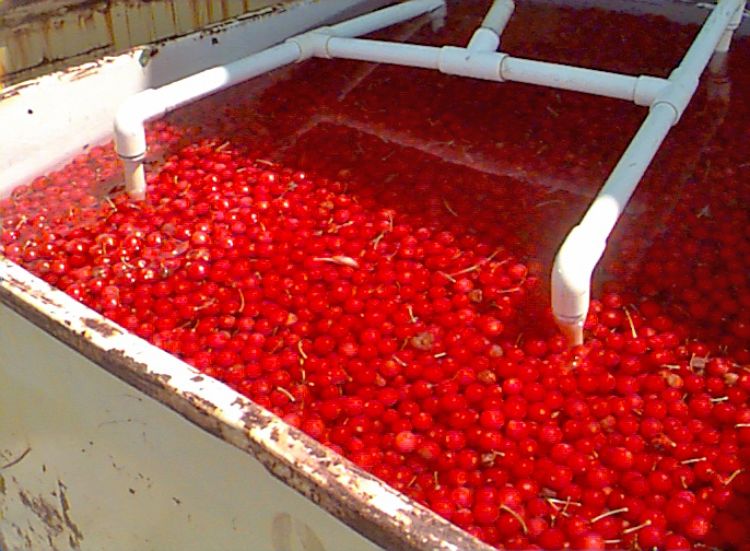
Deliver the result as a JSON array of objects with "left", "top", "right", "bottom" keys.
[
  {"left": 0, "top": 0, "right": 299, "bottom": 86},
  {"left": 16, "top": 484, "right": 83, "bottom": 549},
  {"left": 0, "top": 252, "right": 490, "bottom": 551},
  {"left": 0, "top": 1, "right": 494, "bottom": 549}
]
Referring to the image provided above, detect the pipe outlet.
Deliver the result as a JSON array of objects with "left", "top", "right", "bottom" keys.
[
  {"left": 551, "top": 225, "right": 606, "bottom": 344},
  {"left": 114, "top": 89, "right": 161, "bottom": 160}
]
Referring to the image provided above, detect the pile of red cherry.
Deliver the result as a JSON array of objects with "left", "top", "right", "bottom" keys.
[{"left": 2, "top": 1, "right": 750, "bottom": 549}]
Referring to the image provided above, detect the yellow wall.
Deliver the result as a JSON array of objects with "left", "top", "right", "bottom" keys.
[{"left": 0, "top": 0, "right": 294, "bottom": 86}]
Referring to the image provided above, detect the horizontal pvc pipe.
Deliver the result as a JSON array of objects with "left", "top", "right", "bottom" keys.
[
  {"left": 500, "top": 57, "right": 661, "bottom": 102},
  {"left": 117, "top": 0, "right": 446, "bottom": 198},
  {"left": 115, "top": 42, "right": 300, "bottom": 197},
  {"left": 551, "top": 0, "right": 743, "bottom": 345},
  {"left": 322, "top": 39, "right": 669, "bottom": 105},
  {"left": 326, "top": 37, "right": 441, "bottom": 69},
  {"left": 328, "top": 0, "right": 445, "bottom": 38}
]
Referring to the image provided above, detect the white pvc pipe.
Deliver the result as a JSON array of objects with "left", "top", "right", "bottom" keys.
[
  {"left": 551, "top": 103, "right": 675, "bottom": 344},
  {"left": 717, "top": 1, "right": 745, "bottom": 52},
  {"left": 551, "top": 0, "right": 744, "bottom": 345},
  {"left": 116, "top": 0, "right": 447, "bottom": 198},
  {"left": 326, "top": 38, "right": 441, "bottom": 69},
  {"left": 327, "top": 0, "right": 445, "bottom": 38},
  {"left": 319, "top": 39, "right": 670, "bottom": 106},
  {"left": 499, "top": 57, "right": 668, "bottom": 105},
  {"left": 115, "top": 42, "right": 300, "bottom": 199},
  {"left": 467, "top": 0, "right": 515, "bottom": 52}
]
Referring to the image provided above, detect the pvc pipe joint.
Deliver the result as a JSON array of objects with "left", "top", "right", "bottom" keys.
[
  {"left": 551, "top": 226, "right": 607, "bottom": 346},
  {"left": 651, "top": 68, "right": 700, "bottom": 124},
  {"left": 633, "top": 75, "right": 670, "bottom": 106},
  {"left": 287, "top": 29, "right": 333, "bottom": 60},
  {"left": 439, "top": 47, "right": 506, "bottom": 81}
]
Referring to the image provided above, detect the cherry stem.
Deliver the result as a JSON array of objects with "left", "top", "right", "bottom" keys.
[
  {"left": 442, "top": 198, "right": 458, "bottom": 217},
  {"left": 313, "top": 256, "right": 360, "bottom": 269},
  {"left": 736, "top": 423, "right": 750, "bottom": 428},
  {"left": 547, "top": 498, "right": 581, "bottom": 507},
  {"left": 711, "top": 396, "right": 729, "bottom": 402},
  {"left": 725, "top": 469, "right": 744, "bottom": 485},
  {"left": 407, "top": 305, "right": 417, "bottom": 323},
  {"left": 622, "top": 520, "right": 651, "bottom": 534},
  {"left": 392, "top": 355, "right": 407, "bottom": 367},
  {"left": 449, "top": 265, "right": 480, "bottom": 277},
  {"left": 237, "top": 287, "right": 245, "bottom": 313},
  {"left": 438, "top": 271, "right": 456, "bottom": 283},
  {"left": 623, "top": 306, "right": 638, "bottom": 338},
  {"left": 276, "top": 387, "right": 295, "bottom": 402},
  {"left": 590, "top": 507, "right": 628, "bottom": 523},
  {"left": 14, "top": 215, "right": 28, "bottom": 231},
  {"left": 433, "top": 352, "right": 447, "bottom": 359},
  {"left": 297, "top": 341, "right": 308, "bottom": 361},
  {"left": 500, "top": 505, "right": 528, "bottom": 535},
  {"left": 681, "top": 457, "right": 707, "bottom": 465}
]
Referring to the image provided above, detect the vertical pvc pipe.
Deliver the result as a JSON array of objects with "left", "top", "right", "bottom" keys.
[
  {"left": 117, "top": 0, "right": 447, "bottom": 198},
  {"left": 551, "top": 0, "right": 744, "bottom": 345}
]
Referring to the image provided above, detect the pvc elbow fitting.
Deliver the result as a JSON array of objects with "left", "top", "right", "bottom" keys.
[
  {"left": 114, "top": 90, "right": 160, "bottom": 160},
  {"left": 114, "top": 89, "right": 165, "bottom": 199},
  {"left": 286, "top": 29, "right": 333, "bottom": 61},
  {"left": 551, "top": 226, "right": 606, "bottom": 345}
]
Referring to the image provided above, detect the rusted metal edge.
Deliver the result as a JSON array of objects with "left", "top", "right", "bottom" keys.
[
  {"left": 1, "top": 0, "right": 295, "bottom": 90},
  {"left": 0, "top": 257, "right": 493, "bottom": 551}
]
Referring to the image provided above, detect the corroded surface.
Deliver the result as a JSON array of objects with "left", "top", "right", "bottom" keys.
[
  {"left": 0, "top": 257, "right": 492, "bottom": 551},
  {"left": 0, "top": 0, "right": 293, "bottom": 86}
]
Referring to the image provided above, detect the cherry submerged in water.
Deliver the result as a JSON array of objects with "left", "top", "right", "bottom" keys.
[{"left": 2, "top": 1, "right": 750, "bottom": 549}]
